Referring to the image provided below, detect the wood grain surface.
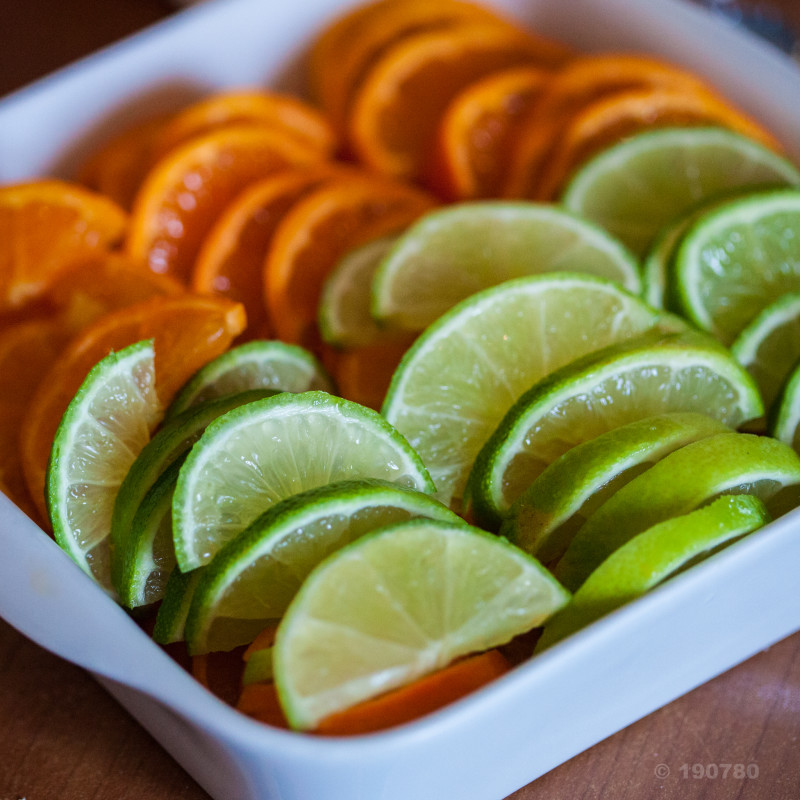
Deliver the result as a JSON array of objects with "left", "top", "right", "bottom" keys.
[{"left": 1, "top": 1, "right": 800, "bottom": 799}]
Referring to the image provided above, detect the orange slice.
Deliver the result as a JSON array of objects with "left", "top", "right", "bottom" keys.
[
  {"left": 126, "top": 125, "right": 327, "bottom": 283},
  {"left": 348, "top": 21, "right": 572, "bottom": 181},
  {"left": 20, "top": 294, "right": 246, "bottom": 520},
  {"left": 153, "top": 90, "right": 337, "bottom": 158},
  {"left": 429, "top": 65, "right": 549, "bottom": 200},
  {"left": 311, "top": 0, "right": 504, "bottom": 134},
  {"left": 0, "top": 180, "right": 127, "bottom": 311},
  {"left": 264, "top": 176, "right": 436, "bottom": 348},
  {"left": 503, "top": 53, "right": 727, "bottom": 198},
  {"left": 0, "top": 318, "right": 64, "bottom": 525},
  {"left": 535, "top": 85, "right": 784, "bottom": 200},
  {"left": 192, "top": 164, "right": 349, "bottom": 339},
  {"left": 77, "top": 115, "right": 170, "bottom": 210}
]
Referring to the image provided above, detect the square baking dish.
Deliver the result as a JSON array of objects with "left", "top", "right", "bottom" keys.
[{"left": 1, "top": 1, "right": 800, "bottom": 799}]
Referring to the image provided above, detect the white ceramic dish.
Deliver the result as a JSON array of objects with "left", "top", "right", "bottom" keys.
[{"left": 1, "top": 1, "right": 800, "bottom": 798}]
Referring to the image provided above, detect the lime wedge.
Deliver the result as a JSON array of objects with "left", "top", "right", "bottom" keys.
[
  {"left": 731, "top": 292, "right": 800, "bottom": 410},
  {"left": 371, "top": 202, "right": 641, "bottom": 331},
  {"left": 111, "top": 388, "right": 276, "bottom": 603},
  {"left": 273, "top": 518, "right": 569, "bottom": 730},
  {"left": 47, "top": 340, "right": 162, "bottom": 593},
  {"left": 673, "top": 189, "right": 800, "bottom": 346},
  {"left": 184, "top": 479, "right": 461, "bottom": 654},
  {"left": 166, "top": 340, "right": 332, "bottom": 419},
  {"left": 382, "top": 273, "right": 662, "bottom": 509},
  {"left": 173, "top": 391, "right": 434, "bottom": 572},
  {"left": 562, "top": 127, "right": 800, "bottom": 257},
  {"left": 152, "top": 566, "right": 203, "bottom": 645},
  {"left": 501, "top": 412, "right": 730, "bottom": 564},
  {"left": 537, "top": 495, "right": 770, "bottom": 649},
  {"left": 319, "top": 235, "right": 398, "bottom": 347},
  {"left": 770, "top": 361, "right": 800, "bottom": 451},
  {"left": 555, "top": 431, "right": 800, "bottom": 591},
  {"left": 468, "top": 331, "right": 763, "bottom": 528}
]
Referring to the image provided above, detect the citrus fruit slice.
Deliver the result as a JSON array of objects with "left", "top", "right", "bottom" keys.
[
  {"left": 672, "top": 188, "right": 800, "bottom": 346},
  {"left": 166, "top": 339, "right": 332, "bottom": 419},
  {"left": 112, "top": 389, "right": 276, "bottom": 605},
  {"left": 20, "top": 294, "right": 246, "bottom": 520},
  {"left": 500, "top": 412, "right": 730, "bottom": 564},
  {"left": 562, "top": 127, "right": 800, "bottom": 256},
  {"left": 770, "top": 362, "right": 800, "bottom": 451},
  {"left": 152, "top": 567, "right": 203, "bottom": 645},
  {"left": 184, "top": 479, "right": 462, "bottom": 654},
  {"left": 126, "top": 125, "right": 325, "bottom": 282},
  {"left": 153, "top": 90, "right": 337, "bottom": 158},
  {"left": 348, "top": 22, "right": 571, "bottom": 181},
  {"left": 319, "top": 235, "right": 398, "bottom": 347},
  {"left": 264, "top": 176, "right": 435, "bottom": 347},
  {"left": 382, "top": 273, "right": 663, "bottom": 509},
  {"left": 46, "top": 341, "right": 162, "bottom": 593},
  {"left": 272, "top": 517, "right": 569, "bottom": 730},
  {"left": 172, "top": 390, "right": 434, "bottom": 572},
  {"left": 0, "top": 180, "right": 127, "bottom": 310},
  {"left": 537, "top": 494, "right": 770, "bottom": 649},
  {"left": 467, "top": 330, "right": 764, "bottom": 528},
  {"left": 371, "top": 202, "right": 641, "bottom": 331},
  {"left": 731, "top": 293, "right": 800, "bottom": 410},
  {"left": 555, "top": 431, "right": 800, "bottom": 591},
  {"left": 430, "top": 65, "right": 548, "bottom": 200}
]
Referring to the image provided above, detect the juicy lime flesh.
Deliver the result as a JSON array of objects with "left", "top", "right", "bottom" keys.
[
  {"left": 555, "top": 432, "right": 800, "bottom": 591},
  {"left": 382, "top": 274, "right": 661, "bottom": 509},
  {"left": 732, "top": 293, "right": 800, "bottom": 409},
  {"left": 563, "top": 127, "right": 800, "bottom": 257},
  {"left": 173, "top": 392, "right": 433, "bottom": 571},
  {"left": 48, "top": 342, "right": 161, "bottom": 591},
  {"left": 273, "top": 519, "right": 569, "bottom": 730},
  {"left": 372, "top": 202, "right": 640, "bottom": 330},
  {"left": 771, "top": 363, "right": 800, "bottom": 451},
  {"left": 186, "top": 481, "right": 462, "bottom": 653},
  {"left": 502, "top": 412, "right": 730, "bottom": 563},
  {"left": 537, "top": 494, "right": 769, "bottom": 649},
  {"left": 676, "top": 192, "right": 800, "bottom": 345}
]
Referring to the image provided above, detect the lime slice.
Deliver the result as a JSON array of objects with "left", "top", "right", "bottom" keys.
[
  {"left": 382, "top": 273, "right": 662, "bottom": 509},
  {"left": 272, "top": 518, "right": 569, "bottom": 730},
  {"left": 184, "top": 479, "right": 462, "bottom": 654},
  {"left": 111, "top": 388, "right": 275, "bottom": 603},
  {"left": 537, "top": 494, "right": 770, "bottom": 650},
  {"left": 319, "top": 235, "right": 398, "bottom": 348},
  {"left": 555, "top": 431, "right": 800, "bottom": 591},
  {"left": 770, "top": 361, "right": 800, "bottom": 451},
  {"left": 500, "top": 412, "right": 730, "bottom": 564},
  {"left": 47, "top": 340, "right": 162, "bottom": 593},
  {"left": 731, "top": 292, "right": 800, "bottom": 410},
  {"left": 673, "top": 188, "right": 800, "bottom": 346},
  {"left": 468, "top": 330, "right": 764, "bottom": 528},
  {"left": 562, "top": 127, "right": 800, "bottom": 257},
  {"left": 173, "top": 391, "right": 434, "bottom": 572},
  {"left": 152, "top": 566, "right": 203, "bottom": 645},
  {"left": 166, "top": 340, "right": 332, "bottom": 419},
  {"left": 371, "top": 202, "right": 641, "bottom": 331}
]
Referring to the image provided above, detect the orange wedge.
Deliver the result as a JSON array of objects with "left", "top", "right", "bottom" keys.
[
  {"left": 535, "top": 85, "right": 784, "bottom": 200},
  {"left": 126, "top": 125, "right": 327, "bottom": 283},
  {"left": 20, "top": 294, "right": 246, "bottom": 520},
  {"left": 264, "top": 176, "right": 435, "bottom": 348},
  {"left": 429, "top": 65, "right": 549, "bottom": 200},
  {"left": 153, "top": 90, "right": 337, "bottom": 158},
  {"left": 192, "top": 164, "right": 349, "bottom": 339},
  {"left": 0, "top": 180, "right": 127, "bottom": 311},
  {"left": 311, "top": 0, "right": 504, "bottom": 135},
  {"left": 348, "top": 21, "right": 572, "bottom": 181},
  {"left": 77, "top": 115, "right": 170, "bottom": 210},
  {"left": 503, "top": 53, "right": 728, "bottom": 198}
]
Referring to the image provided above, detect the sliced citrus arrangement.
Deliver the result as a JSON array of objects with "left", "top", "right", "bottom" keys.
[{"left": 273, "top": 518, "right": 569, "bottom": 730}]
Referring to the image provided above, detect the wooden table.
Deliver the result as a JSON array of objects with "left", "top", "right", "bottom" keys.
[{"left": 2, "top": 1, "right": 800, "bottom": 798}]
